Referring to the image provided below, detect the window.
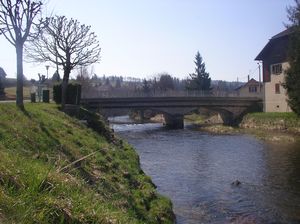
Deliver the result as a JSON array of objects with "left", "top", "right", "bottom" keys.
[
  {"left": 271, "top": 63, "right": 282, "bottom": 74},
  {"left": 249, "top": 86, "right": 257, "bottom": 93},
  {"left": 275, "top": 83, "right": 280, "bottom": 94}
]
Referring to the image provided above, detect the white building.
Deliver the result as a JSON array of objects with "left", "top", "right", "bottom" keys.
[
  {"left": 255, "top": 29, "right": 292, "bottom": 112},
  {"left": 235, "top": 78, "right": 263, "bottom": 98}
]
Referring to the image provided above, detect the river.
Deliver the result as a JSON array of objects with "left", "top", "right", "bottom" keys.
[{"left": 111, "top": 116, "right": 300, "bottom": 224}]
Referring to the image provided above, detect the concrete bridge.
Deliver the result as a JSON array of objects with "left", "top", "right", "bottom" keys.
[{"left": 81, "top": 97, "right": 262, "bottom": 129}]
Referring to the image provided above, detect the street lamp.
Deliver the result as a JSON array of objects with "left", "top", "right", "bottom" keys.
[
  {"left": 257, "top": 62, "right": 262, "bottom": 93},
  {"left": 45, "top": 65, "right": 50, "bottom": 79}
]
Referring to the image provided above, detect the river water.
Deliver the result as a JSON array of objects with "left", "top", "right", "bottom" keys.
[{"left": 111, "top": 116, "right": 300, "bottom": 224}]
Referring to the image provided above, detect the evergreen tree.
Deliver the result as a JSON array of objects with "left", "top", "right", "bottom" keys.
[
  {"left": 285, "top": 0, "right": 300, "bottom": 115},
  {"left": 142, "top": 79, "right": 151, "bottom": 94},
  {"left": 91, "top": 74, "right": 98, "bottom": 80},
  {"left": 115, "top": 78, "right": 121, "bottom": 88},
  {"left": 52, "top": 71, "right": 61, "bottom": 82},
  {"left": 105, "top": 78, "right": 110, "bottom": 86},
  {"left": 186, "top": 51, "right": 211, "bottom": 91}
]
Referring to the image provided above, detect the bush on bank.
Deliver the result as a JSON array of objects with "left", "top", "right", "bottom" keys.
[{"left": 0, "top": 103, "right": 174, "bottom": 224}]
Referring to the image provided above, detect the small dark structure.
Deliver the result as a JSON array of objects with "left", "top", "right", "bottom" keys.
[{"left": 0, "top": 67, "right": 7, "bottom": 98}]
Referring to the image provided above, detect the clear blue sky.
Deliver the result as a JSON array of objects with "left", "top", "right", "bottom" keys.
[{"left": 0, "top": 0, "right": 294, "bottom": 82}]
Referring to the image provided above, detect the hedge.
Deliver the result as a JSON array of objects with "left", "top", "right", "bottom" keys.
[{"left": 53, "top": 83, "right": 81, "bottom": 105}]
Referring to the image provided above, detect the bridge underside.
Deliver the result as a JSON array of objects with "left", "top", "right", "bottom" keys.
[
  {"left": 81, "top": 97, "right": 262, "bottom": 129},
  {"left": 89, "top": 106, "right": 262, "bottom": 129},
  {"left": 136, "top": 105, "right": 260, "bottom": 129}
]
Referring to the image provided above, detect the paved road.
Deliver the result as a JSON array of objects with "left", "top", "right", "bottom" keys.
[{"left": 0, "top": 100, "right": 30, "bottom": 103}]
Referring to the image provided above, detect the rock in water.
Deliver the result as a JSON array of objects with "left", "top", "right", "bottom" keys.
[{"left": 231, "top": 180, "right": 241, "bottom": 186}]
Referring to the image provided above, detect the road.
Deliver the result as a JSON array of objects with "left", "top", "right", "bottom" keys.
[{"left": 0, "top": 100, "right": 30, "bottom": 103}]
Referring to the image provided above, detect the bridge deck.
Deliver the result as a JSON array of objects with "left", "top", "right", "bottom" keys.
[{"left": 81, "top": 96, "right": 262, "bottom": 109}]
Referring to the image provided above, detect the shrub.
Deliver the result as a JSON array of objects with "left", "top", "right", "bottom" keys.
[{"left": 53, "top": 83, "right": 81, "bottom": 105}]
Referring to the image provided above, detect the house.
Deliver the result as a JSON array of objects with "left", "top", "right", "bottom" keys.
[
  {"left": 255, "top": 29, "right": 292, "bottom": 112},
  {"left": 235, "top": 78, "right": 262, "bottom": 98}
]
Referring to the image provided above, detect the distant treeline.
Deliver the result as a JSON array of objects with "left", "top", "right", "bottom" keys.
[{"left": 75, "top": 72, "right": 244, "bottom": 92}]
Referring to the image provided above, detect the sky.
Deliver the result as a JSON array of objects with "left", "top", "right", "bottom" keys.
[{"left": 0, "top": 0, "right": 295, "bottom": 82}]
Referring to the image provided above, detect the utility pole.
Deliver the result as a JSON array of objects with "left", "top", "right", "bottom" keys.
[{"left": 257, "top": 62, "right": 262, "bottom": 92}]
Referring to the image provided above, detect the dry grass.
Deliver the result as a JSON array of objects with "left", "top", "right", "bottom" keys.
[{"left": 4, "top": 87, "right": 31, "bottom": 100}]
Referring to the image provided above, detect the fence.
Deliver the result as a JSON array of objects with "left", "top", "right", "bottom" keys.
[{"left": 81, "top": 88, "right": 240, "bottom": 99}]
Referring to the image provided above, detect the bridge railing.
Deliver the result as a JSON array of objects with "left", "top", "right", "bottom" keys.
[{"left": 81, "top": 89, "right": 241, "bottom": 98}]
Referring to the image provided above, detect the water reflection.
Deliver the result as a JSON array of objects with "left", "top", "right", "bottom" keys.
[{"left": 111, "top": 117, "right": 300, "bottom": 224}]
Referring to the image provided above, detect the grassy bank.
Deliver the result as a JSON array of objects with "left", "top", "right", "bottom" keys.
[
  {"left": 240, "top": 112, "right": 300, "bottom": 133},
  {"left": 185, "top": 112, "right": 300, "bottom": 142},
  {"left": 239, "top": 112, "right": 300, "bottom": 142},
  {"left": 0, "top": 103, "right": 174, "bottom": 223}
]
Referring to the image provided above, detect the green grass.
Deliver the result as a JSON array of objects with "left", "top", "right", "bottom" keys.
[
  {"left": 184, "top": 114, "right": 205, "bottom": 124},
  {"left": 246, "top": 112, "right": 298, "bottom": 119},
  {"left": 0, "top": 103, "right": 174, "bottom": 223},
  {"left": 241, "top": 112, "right": 300, "bottom": 133}
]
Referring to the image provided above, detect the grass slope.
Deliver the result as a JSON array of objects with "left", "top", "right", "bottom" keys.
[
  {"left": 0, "top": 103, "right": 174, "bottom": 224},
  {"left": 241, "top": 112, "right": 300, "bottom": 133}
]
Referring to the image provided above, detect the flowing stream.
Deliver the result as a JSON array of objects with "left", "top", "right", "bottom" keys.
[{"left": 111, "top": 116, "right": 300, "bottom": 224}]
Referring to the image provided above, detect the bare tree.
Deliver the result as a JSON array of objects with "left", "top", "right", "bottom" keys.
[
  {"left": 76, "top": 66, "right": 92, "bottom": 89},
  {"left": 0, "top": 0, "right": 43, "bottom": 108},
  {"left": 26, "top": 16, "right": 101, "bottom": 109}
]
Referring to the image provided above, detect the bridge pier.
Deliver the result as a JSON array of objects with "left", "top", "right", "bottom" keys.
[
  {"left": 139, "top": 110, "right": 145, "bottom": 122},
  {"left": 218, "top": 110, "right": 236, "bottom": 126},
  {"left": 163, "top": 114, "right": 184, "bottom": 129}
]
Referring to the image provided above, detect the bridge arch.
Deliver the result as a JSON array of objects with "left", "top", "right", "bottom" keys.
[
  {"left": 132, "top": 106, "right": 254, "bottom": 128},
  {"left": 81, "top": 96, "right": 262, "bottom": 129}
]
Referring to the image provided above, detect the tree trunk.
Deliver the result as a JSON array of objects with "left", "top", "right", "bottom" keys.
[
  {"left": 61, "top": 68, "right": 70, "bottom": 110},
  {"left": 62, "top": 50, "right": 71, "bottom": 110},
  {"left": 16, "top": 43, "right": 24, "bottom": 109}
]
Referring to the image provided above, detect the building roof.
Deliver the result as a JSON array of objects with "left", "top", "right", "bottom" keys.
[
  {"left": 271, "top": 28, "right": 293, "bottom": 40},
  {"left": 255, "top": 28, "right": 292, "bottom": 62},
  {"left": 235, "top": 78, "right": 259, "bottom": 90}
]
